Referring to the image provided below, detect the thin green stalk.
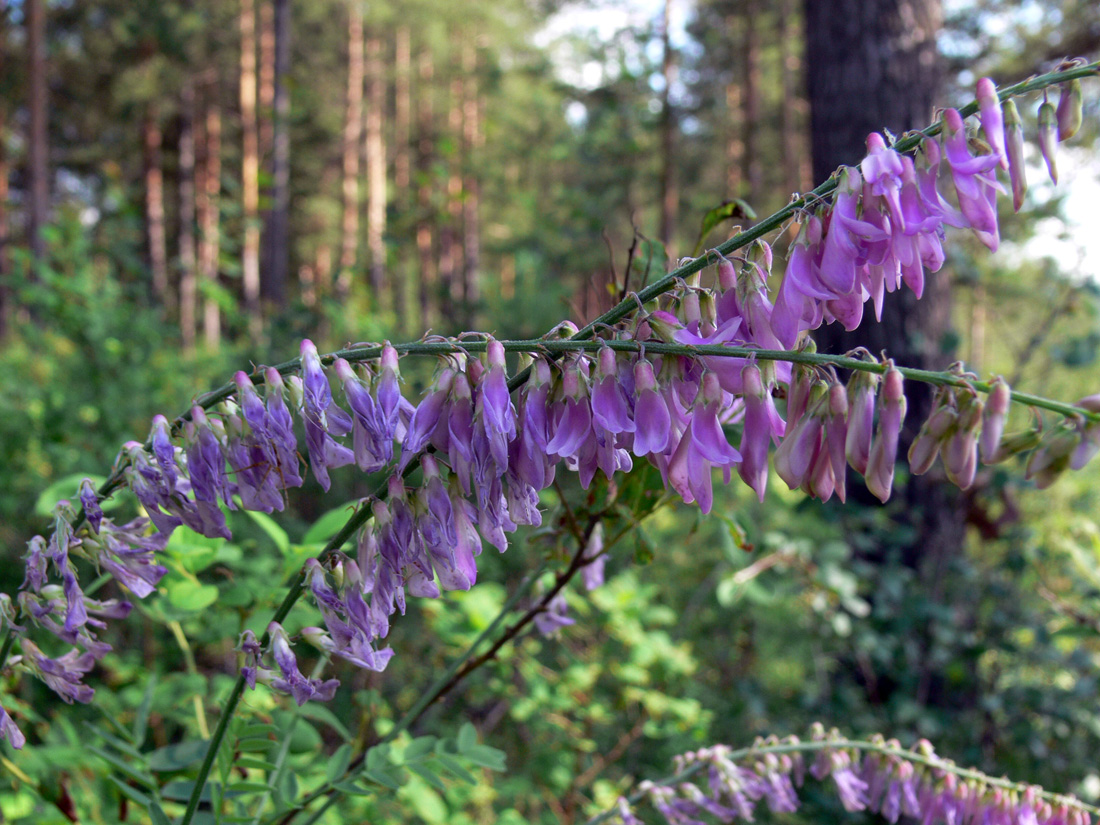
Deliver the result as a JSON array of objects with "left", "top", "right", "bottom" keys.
[{"left": 584, "top": 737, "right": 1100, "bottom": 825}]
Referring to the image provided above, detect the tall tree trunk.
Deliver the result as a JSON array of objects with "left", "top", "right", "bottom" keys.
[
  {"left": 742, "top": 0, "right": 762, "bottom": 204},
  {"left": 240, "top": 0, "right": 262, "bottom": 339},
  {"left": 0, "top": 105, "right": 9, "bottom": 336},
  {"left": 658, "top": 0, "right": 677, "bottom": 257},
  {"left": 416, "top": 48, "right": 436, "bottom": 331},
  {"left": 725, "top": 78, "right": 743, "bottom": 198},
  {"left": 439, "top": 77, "right": 462, "bottom": 321},
  {"left": 365, "top": 34, "right": 386, "bottom": 300},
  {"left": 804, "top": 0, "right": 956, "bottom": 704},
  {"left": 143, "top": 110, "right": 170, "bottom": 311},
  {"left": 197, "top": 96, "right": 223, "bottom": 348},
  {"left": 261, "top": 0, "right": 290, "bottom": 309},
  {"left": 258, "top": 0, "right": 275, "bottom": 160},
  {"left": 27, "top": 0, "right": 48, "bottom": 271},
  {"left": 461, "top": 43, "right": 481, "bottom": 324},
  {"left": 779, "top": 0, "right": 810, "bottom": 194},
  {"left": 179, "top": 81, "right": 198, "bottom": 351},
  {"left": 392, "top": 25, "right": 412, "bottom": 327},
  {"left": 337, "top": 5, "right": 363, "bottom": 300}
]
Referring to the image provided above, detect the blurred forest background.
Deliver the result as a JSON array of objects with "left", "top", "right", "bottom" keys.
[{"left": 3, "top": 0, "right": 1100, "bottom": 822}]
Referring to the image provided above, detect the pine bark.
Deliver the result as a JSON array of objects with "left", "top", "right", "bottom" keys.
[
  {"left": 240, "top": 0, "right": 262, "bottom": 339},
  {"left": 461, "top": 42, "right": 481, "bottom": 323},
  {"left": 439, "top": 77, "right": 463, "bottom": 320},
  {"left": 416, "top": 48, "right": 436, "bottom": 330},
  {"left": 0, "top": 105, "right": 9, "bottom": 336},
  {"left": 258, "top": 0, "right": 275, "bottom": 160},
  {"left": 337, "top": 5, "right": 364, "bottom": 300},
  {"left": 365, "top": 34, "right": 386, "bottom": 299},
  {"left": 658, "top": 0, "right": 677, "bottom": 257},
  {"left": 197, "top": 96, "right": 223, "bottom": 348},
  {"left": 179, "top": 81, "right": 198, "bottom": 350},
  {"left": 27, "top": 0, "right": 48, "bottom": 270},
  {"left": 393, "top": 26, "right": 412, "bottom": 326},
  {"left": 742, "top": 0, "right": 762, "bottom": 204},
  {"left": 143, "top": 110, "right": 170, "bottom": 311},
  {"left": 779, "top": 0, "right": 810, "bottom": 194},
  {"left": 262, "top": 0, "right": 290, "bottom": 309}
]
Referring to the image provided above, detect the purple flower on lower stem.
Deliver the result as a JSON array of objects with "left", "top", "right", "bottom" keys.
[
  {"left": 534, "top": 592, "right": 574, "bottom": 636},
  {"left": 0, "top": 703, "right": 26, "bottom": 750},
  {"left": 845, "top": 370, "right": 880, "bottom": 475},
  {"left": 546, "top": 361, "right": 593, "bottom": 459},
  {"left": 79, "top": 479, "right": 103, "bottom": 534},
  {"left": 301, "top": 626, "right": 394, "bottom": 673},
  {"left": 739, "top": 363, "right": 785, "bottom": 501},
  {"left": 239, "top": 629, "right": 262, "bottom": 689},
  {"left": 21, "top": 639, "right": 95, "bottom": 704},
  {"left": 267, "top": 622, "right": 339, "bottom": 705},
  {"left": 582, "top": 522, "right": 606, "bottom": 591},
  {"left": 591, "top": 347, "right": 636, "bottom": 434},
  {"left": 632, "top": 359, "right": 671, "bottom": 457}
]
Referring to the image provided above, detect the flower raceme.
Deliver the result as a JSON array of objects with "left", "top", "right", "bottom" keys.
[
  {"left": 3, "top": 73, "right": 1099, "bottom": 747},
  {"left": 604, "top": 728, "right": 1096, "bottom": 825}
]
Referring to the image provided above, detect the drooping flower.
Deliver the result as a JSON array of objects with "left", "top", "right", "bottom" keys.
[
  {"left": 20, "top": 639, "right": 96, "bottom": 704},
  {"left": 299, "top": 340, "right": 355, "bottom": 491},
  {"left": 865, "top": 365, "right": 906, "bottom": 502}
]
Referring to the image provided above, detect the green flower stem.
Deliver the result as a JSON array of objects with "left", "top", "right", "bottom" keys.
[{"left": 584, "top": 737, "right": 1100, "bottom": 825}]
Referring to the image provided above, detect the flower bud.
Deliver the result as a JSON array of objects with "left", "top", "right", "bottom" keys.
[
  {"left": 976, "top": 78, "right": 1007, "bottom": 168},
  {"left": 1056, "top": 78, "right": 1083, "bottom": 142},
  {"left": 909, "top": 404, "right": 956, "bottom": 475},
  {"left": 980, "top": 378, "right": 1011, "bottom": 463},
  {"left": 1002, "top": 100, "right": 1027, "bottom": 212},
  {"left": 988, "top": 428, "right": 1041, "bottom": 464},
  {"left": 845, "top": 371, "right": 881, "bottom": 475},
  {"left": 1038, "top": 98, "right": 1058, "bottom": 184},
  {"left": 1025, "top": 425, "right": 1077, "bottom": 489},
  {"left": 865, "top": 366, "right": 906, "bottom": 502}
]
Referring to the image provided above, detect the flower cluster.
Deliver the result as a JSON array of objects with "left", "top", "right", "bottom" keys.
[
  {"left": 4, "top": 75, "right": 1098, "bottom": 749},
  {"left": 610, "top": 729, "right": 1095, "bottom": 825}
]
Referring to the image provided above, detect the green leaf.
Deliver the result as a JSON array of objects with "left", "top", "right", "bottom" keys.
[
  {"left": 149, "top": 801, "right": 172, "bottom": 825},
  {"left": 132, "top": 673, "right": 158, "bottom": 746},
  {"left": 691, "top": 199, "right": 757, "bottom": 256},
  {"left": 302, "top": 502, "right": 360, "bottom": 544},
  {"left": 332, "top": 780, "right": 374, "bottom": 797},
  {"left": 147, "top": 740, "right": 210, "bottom": 772},
  {"left": 406, "top": 762, "right": 447, "bottom": 792},
  {"left": 161, "top": 780, "right": 218, "bottom": 802},
  {"left": 277, "top": 768, "right": 298, "bottom": 802},
  {"left": 403, "top": 735, "right": 438, "bottom": 762},
  {"left": 235, "top": 756, "right": 278, "bottom": 772},
  {"left": 456, "top": 722, "right": 478, "bottom": 753},
  {"left": 88, "top": 746, "right": 155, "bottom": 789},
  {"left": 298, "top": 703, "right": 352, "bottom": 742},
  {"left": 462, "top": 744, "right": 506, "bottom": 772},
  {"left": 434, "top": 754, "right": 477, "bottom": 784},
  {"left": 239, "top": 724, "right": 278, "bottom": 738},
  {"left": 363, "top": 768, "right": 404, "bottom": 790},
  {"left": 365, "top": 743, "right": 392, "bottom": 771},
  {"left": 237, "top": 737, "right": 278, "bottom": 753},
  {"left": 165, "top": 579, "right": 220, "bottom": 612},
  {"left": 326, "top": 743, "right": 353, "bottom": 783},
  {"left": 228, "top": 781, "right": 276, "bottom": 793},
  {"left": 106, "top": 775, "right": 151, "bottom": 808},
  {"left": 244, "top": 509, "right": 290, "bottom": 554},
  {"left": 86, "top": 720, "right": 141, "bottom": 756}
]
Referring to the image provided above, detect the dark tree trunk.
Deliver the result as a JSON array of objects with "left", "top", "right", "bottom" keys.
[
  {"left": 179, "top": 80, "right": 198, "bottom": 350},
  {"left": 804, "top": 0, "right": 965, "bottom": 708},
  {"left": 658, "top": 0, "right": 677, "bottom": 257}
]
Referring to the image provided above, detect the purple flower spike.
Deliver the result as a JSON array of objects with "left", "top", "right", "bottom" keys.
[
  {"left": 632, "top": 360, "right": 671, "bottom": 457},
  {"left": 866, "top": 365, "right": 907, "bottom": 502}
]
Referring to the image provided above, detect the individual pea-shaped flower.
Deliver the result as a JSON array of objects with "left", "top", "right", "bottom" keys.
[
  {"left": 267, "top": 621, "right": 339, "bottom": 705},
  {"left": 1026, "top": 423, "right": 1079, "bottom": 489},
  {"left": 534, "top": 592, "right": 574, "bottom": 636},
  {"left": 845, "top": 370, "right": 881, "bottom": 475},
  {"left": 909, "top": 396, "right": 957, "bottom": 475},
  {"left": 631, "top": 358, "right": 671, "bottom": 457},
  {"left": 19, "top": 639, "right": 96, "bottom": 704},
  {"left": 976, "top": 77, "right": 1007, "bottom": 169},
  {"left": 943, "top": 390, "right": 983, "bottom": 489},
  {"left": 591, "top": 346, "right": 635, "bottom": 435},
  {"left": 739, "top": 363, "right": 785, "bottom": 501},
  {"left": 865, "top": 364, "right": 906, "bottom": 502},
  {"left": 79, "top": 478, "right": 104, "bottom": 534},
  {"left": 299, "top": 340, "right": 355, "bottom": 491},
  {"left": 0, "top": 703, "right": 25, "bottom": 750}
]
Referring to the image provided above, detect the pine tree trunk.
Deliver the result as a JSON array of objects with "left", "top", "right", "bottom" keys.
[
  {"left": 725, "top": 78, "right": 743, "bottom": 198},
  {"left": 804, "top": 0, "right": 958, "bottom": 706},
  {"left": 143, "top": 110, "right": 170, "bottom": 312},
  {"left": 179, "top": 80, "right": 198, "bottom": 351},
  {"left": 461, "top": 42, "right": 481, "bottom": 324},
  {"left": 240, "top": 0, "right": 262, "bottom": 339},
  {"left": 0, "top": 105, "right": 9, "bottom": 336},
  {"left": 742, "top": 0, "right": 762, "bottom": 204},
  {"left": 439, "top": 77, "right": 462, "bottom": 321},
  {"left": 198, "top": 96, "right": 223, "bottom": 348},
  {"left": 262, "top": 0, "right": 290, "bottom": 310},
  {"left": 336, "top": 5, "right": 363, "bottom": 301},
  {"left": 416, "top": 48, "right": 436, "bottom": 331},
  {"left": 393, "top": 26, "right": 412, "bottom": 327},
  {"left": 258, "top": 0, "right": 275, "bottom": 160},
  {"left": 658, "top": 0, "right": 677, "bottom": 257},
  {"left": 365, "top": 34, "right": 386, "bottom": 299},
  {"left": 27, "top": 0, "right": 48, "bottom": 271},
  {"left": 779, "top": 0, "right": 810, "bottom": 194}
]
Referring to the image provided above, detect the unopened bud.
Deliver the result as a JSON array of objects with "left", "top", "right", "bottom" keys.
[
  {"left": 1056, "top": 78, "right": 1083, "bottom": 142},
  {"left": 1038, "top": 98, "right": 1058, "bottom": 184},
  {"left": 1002, "top": 100, "right": 1027, "bottom": 212},
  {"left": 989, "top": 428, "right": 1041, "bottom": 464},
  {"left": 1026, "top": 426, "right": 1078, "bottom": 489},
  {"left": 980, "top": 378, "right": 1011, "bottom": 463}
]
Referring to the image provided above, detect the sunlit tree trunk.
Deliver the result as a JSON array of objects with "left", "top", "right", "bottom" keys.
[
  {"left": 262, "top": 0, "right": 290, "bottom": 310},
  {"left": 258, "top": 0, "right": 275, "bottom": 160},
  {"left": 27, "top": 0, "right": 48, "bottom": 271},
  {"left": 179, "top": 80, "right": 198, "bottom": 351},
  {"left": 337, "top": 5, "right": 363, "bottom": 301},
  {"left": 197, "top": 95, "right": 223, "bottom": 348},
  {"left": 365, "top": 34, "right": 386, "bottom": 300},
  {"left": 143, "top": 110, "right": 170, "bottom": 312},
  {"left": 416, "top": 48, "right": 436, "bottom": 330},
  {"left": 393, "top": 26, "right": 412, "bottom": 326},
  {"left": 658, "top": 0, "right": 677, "bottom": 257},
  {"left": 240, "top": 0, "right": 262, "bottom": 339}
]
